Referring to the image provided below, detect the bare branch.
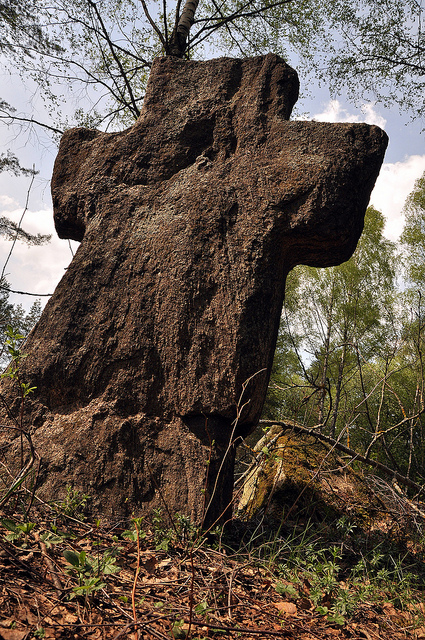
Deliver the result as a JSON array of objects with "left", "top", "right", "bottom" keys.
[
  {"left": 87, "top": 0, "right": 141, "bottom": 118},
  {"left": 0, "top": 284, "right": 51, "bottom": 297},
  {"left": 140, "top": 0, "right": 167, "bottom": 49}
]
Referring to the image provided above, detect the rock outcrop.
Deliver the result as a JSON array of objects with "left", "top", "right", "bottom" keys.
[{"left": 0, "top": 54, "right": 388, "bottom": 525}]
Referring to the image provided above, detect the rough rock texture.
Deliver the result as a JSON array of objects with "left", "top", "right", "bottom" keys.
[{"left": 0, "top": 54, "right": 388, "bottom": 525}]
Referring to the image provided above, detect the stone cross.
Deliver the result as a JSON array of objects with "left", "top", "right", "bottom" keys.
[{"left": 0, "top": 54, "right": 387, "bottom": 525}]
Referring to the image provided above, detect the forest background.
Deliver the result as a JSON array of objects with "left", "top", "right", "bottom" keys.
[{"left": 0, "top": 0, "right": 425, "bottom": 488}]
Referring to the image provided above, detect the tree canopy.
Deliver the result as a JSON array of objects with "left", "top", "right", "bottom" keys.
[
  {"left": 313, "top": 0, "right": 425, "bottom": 119},
  {"left": 1, "top": 0, "right": 424, "bottom": 139},
  {"left": 401, "top": 171, "right": 425, "bottom": 288},
  {"left": 1, "top": 0, "right": 318, "bottom": 132}
]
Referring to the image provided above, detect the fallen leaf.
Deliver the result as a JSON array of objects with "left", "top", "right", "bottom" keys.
[
  {"left": 274, "top": 601, "right": 297, "bottom": 616},
  {"left": 158, "top": 558, "right": 172, "bottom": 569},
  {"left": 141, "top": 556, "right": 157, "bottom": 574},
  {"left": 0, "top": 622, "right": 14, "bottom": 630},
  {"left": 0, "top": 629, "right": 27, "bottom": 640},
  {"left": 63, "top": 612, "right": 79, "bottom": 624}
]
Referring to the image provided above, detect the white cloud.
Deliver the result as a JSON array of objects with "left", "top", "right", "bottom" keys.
[
  {"left": 307, "top": 99, "right": 387, "bottom": 129},
  {"left": 361, "top": 104, "right": 387, "bottom": 130},
  {"left": 2, "top": 206, "right": 56, "bottom": 236},
  {"left": 0, "top": 195, "right": 19, "bottom": 210},
  {"left": 370, "top": 155, "right": 425, "bottom": 241},
  {"left": 0, "top": 206, "right": 76, "bottom": 310}
]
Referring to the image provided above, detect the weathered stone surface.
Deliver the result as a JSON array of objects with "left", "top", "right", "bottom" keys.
[{"left": 0, "top": 54, "right": 387, "bottom": 525}]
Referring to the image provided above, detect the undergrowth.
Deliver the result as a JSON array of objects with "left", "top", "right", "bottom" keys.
[{"left": 0, "top": 490, "right": 424, "bottom": 639}]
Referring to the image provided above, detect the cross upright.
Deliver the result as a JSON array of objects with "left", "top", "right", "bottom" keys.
[{"left": 0, "top": 54, "right": 387, "bottom": 525}]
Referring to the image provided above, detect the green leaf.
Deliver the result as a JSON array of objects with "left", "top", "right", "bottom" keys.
[
  {"left": 194, "top": 601, "right": 210, "bottom": 615},
  {"left": 17, "top": 522, "right": 35, "bottom": 534},
  {"left": 1, "top": 518, "right": 20, "bottom": 533},
  {"left": 40, "top": 531, "right": 64, "bottom": 548},
  {"left": 275, "top": 582, "right": 298, "bottom": 598},
  {"left": 327, "top": 612, "right": 345, "bottom": 626},
  {"left": 63, "top": 549, "right": 80, "bottom": 567}
]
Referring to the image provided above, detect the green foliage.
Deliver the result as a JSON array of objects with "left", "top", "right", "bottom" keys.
[
  {"left": 150, "top": 508, "right": 200, "bottom": 551},
  {"left": 52, "top": 487, "right": 91, "bottom": 521},
  {"left": 0, "top": 151, "right": 36, "bottom": 177},
  {"left": 1, "top": 517, "right": 35, "bottom": 543},
  {"left": 194, "top": 601, "right": 213, "bottom": 616},
  {"left": 241, "top": 519, "right": 425, "bottom": 628},
  {"left": 401, "top": 171, "right": 425, "bottom": 288},
  {"left": 0, "top": 217, "right": 49, "bottom": 246},
  {"left": 317, "top": 0, "right": 425, "bottom": 120},
  {"left": 0, "top": 294, "right": 42, "bottom": 368},
  {"left": 40, "top": 527, "right": 70, "bottom": 548},
  {"left": 171, "top": 618, "right": 188, "bottom": 639},
  {"left": 265, "top": 206, "right": 398, "bottom": 424},
  {"left": 63, "top": 545, "right": 120, "bottom": 600},
  {"left": 0, "top": 504, "right": 423, "bottom": 632},
  {"left": 3, "top": 0, "right": 422, "bottom": 136},
  {"left": 0, "top": 325, "right": 38, "bottom": 399},
  {"left": 263, "top": 200, "right": 425, "bottom": 484},
  {"left": 0, "top": 322, "right": 39, "bottom": 510},
  {"left": 122, "top": 518, "right": 147, "bottom": 543},
  {"left": 0, "top": 0, "right": 60, "bottom": 56},
  {"left": 1, "top": 325, "right": 31, "bottom": 386},
  {"left": 0, "top": 148, "right": 51, "bottom": 248}
]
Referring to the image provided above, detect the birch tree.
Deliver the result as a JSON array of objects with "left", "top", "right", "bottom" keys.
[{"left": 266, "top": 207, "right": 398, "bottom": 438}]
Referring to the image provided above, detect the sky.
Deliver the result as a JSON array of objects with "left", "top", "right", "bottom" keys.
[{"left": 0, "top": 60, "right": 424, "bottom": 311}]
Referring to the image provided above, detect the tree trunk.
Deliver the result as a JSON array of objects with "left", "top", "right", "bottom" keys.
[
  {"left": 169, "top": 0, "right": 200, "bottom": 57},
  {"left": 330, "top": 325, "right": 348, "bottom": 438},
  {"left": 318, "top": 291, "right": 334, "bottom": 427}
]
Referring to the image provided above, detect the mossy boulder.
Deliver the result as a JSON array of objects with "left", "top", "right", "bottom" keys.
[{"left": 237, "top": 425, "right": 379, "bottom": 525}]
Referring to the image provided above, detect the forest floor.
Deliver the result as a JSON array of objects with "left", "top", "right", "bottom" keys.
[
  {"left": 1, "top": 431, "right": 425, "bottom": 640},
  {"left": 1, "top": 497, "right": 424, "bottom": 639}
]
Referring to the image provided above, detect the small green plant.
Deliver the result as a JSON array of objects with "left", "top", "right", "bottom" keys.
[
  {"left": 152, "top": 508, "right": 172, "bottom": 551},
  {"left": 63, "top": 546, "right": 120, "bottom": 603},
  {"left": 174, "top": 513, "right": 199, "bottom": 543},
  {"left": 0, "top": 326, "right": 37, "bottom": 510},
  {"left": 122, "top": 517, "right": 146, "bottom": 543},
  {"left": 194, "top": 601, "right": 213, "bottom": 619},
  {"left": 150, "top": 509, "right": 203, "bottom": 552},
  {"left": 275, "top": 582, "right": 299, "bottom": 598},
  {"left": 54, "top": 487, "right": 91, "bottom": 520},
  {"left": 1, "top": 326, "right": 35, "bottom": 392},
  {"left": 336, "top": 515, "right": 357, "bottom": 537},
  {"left": 39, "top": 525, "right": 70, "bottom": 548},
  {"left": 170, "top": 619, "right": 188, "bottom": 639},
  {"left": 1, "top": 518, "right": 35, "bottom": 544},
  {"left": 150, "top": 508, "right": 179, "bottom": 551},
  {"left": 316, "top": 605, "right": 346, "bottom": 626}
]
